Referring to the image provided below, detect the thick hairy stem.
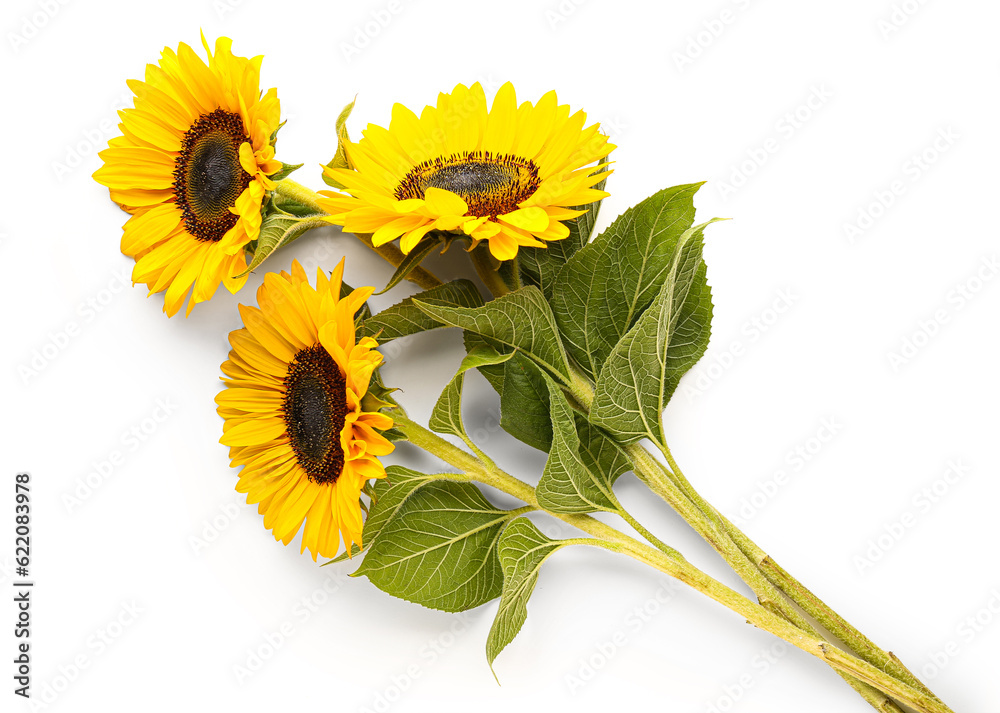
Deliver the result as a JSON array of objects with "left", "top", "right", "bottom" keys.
[
  {"left": 468, "top": 260, "right": 946, "bottom": 711},
  {"left": 655, "top": 447, "right": 941, "bottom": 703},
  {"left": 469, "top": 246, "right": 513, "bottom": 297},
  {"left": 561, "top": 354, "right": 942, "bottom": 709},
  {"left": 390, "top": 413, "right": 953, "bottom": 713},
  {"left": 628, "top": 447, "right": 904, "bottom": 712}
]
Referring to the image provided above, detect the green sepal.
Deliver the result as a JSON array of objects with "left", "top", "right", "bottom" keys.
[
  {"left": 268, "top": 119, "right": 287, "bottom": 146},
  {"left": 377, "top": 232, "right": 460, "bottom": 294},
  {"left": 322, "top": 98, "right": 356, "bottom": 189},
  {"left": 268, "top": 189, "right": 318, "bottom": 218},
  {"left": 380, "top": 427, "right": 407, "bottom": 443},
  {"left": 358, "top": 351, "right": 398, "bottom": 414},
  {"left": 269, "top": 161, "right": 303, "bottom": 182},
  {"left": 360, "top": 386, "right": 399, "bottom": 414}
]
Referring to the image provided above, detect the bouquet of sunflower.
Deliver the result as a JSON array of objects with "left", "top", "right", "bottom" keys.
[{"left": 95, "top": 36, "right": 956, "bottom": 713}]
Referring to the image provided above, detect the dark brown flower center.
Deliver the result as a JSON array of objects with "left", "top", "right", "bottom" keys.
[
  {"left": 173, "top": 109, "right": 253, "bottom": 242},
  {"left": 394, "top": 151, "right": 540, "bottom": 218},
  {"left": 282, "top": 345, "right": 348, "bottom": 485}
]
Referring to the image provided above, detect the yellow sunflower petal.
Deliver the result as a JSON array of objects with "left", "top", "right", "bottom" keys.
[
  {"left": 217, "top": 261, "right": 391, "bottom": 559},
  {"left": 399, "top": 223, "right": 436, "bottom": 254},
  {"left": 120, "top": 203, "right": 184, "bottom": 255},
  {"left": 423, "top": 187, "right": 469, "bottom": 216},
  {"left": 498, "top": 206, "right": 550, "bottom": 232},
  {"left": 96, "top": 35, "right": 283, "bottom": 317},
  {"left": 220, "top": 418, "right": 287, "bottom": 447},
  {"left": 488, "top": 230, "right": 519, "bottom": 261},
  {"left": 216, "top": 262, "right": 393, "bottom": 559},
  {"left": 318, "top": 83, "right": 613, "bottom": 261}
]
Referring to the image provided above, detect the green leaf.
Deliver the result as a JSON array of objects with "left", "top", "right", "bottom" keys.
[
  {"left": 459, "top": 334, "right": 555, "bottom": 452},
  {"left": 550, "top": 183, "right": 705, "bottom": 380},
  {"left": 322, "top": 98, "right": 356, "bottom": 189},
  {"left": 429, "top": 345, "right": 515, "bottom": 441},
  {"left": 413, "top": 285, "right": 572, "bottom": 383},
  {"left": 354, "top": 481, "right": 520, "bottom": 611},
  {"left": 590, "top": 220, "right": 718, "bottom": 446},
  {"left": 486, "top": 518, "right": 571, "bottom": 670},
  {"left": 535, "top": 371, "right": 619, "bottom": 514},
  {"left": 363, "top": 466, "right": 451, "bottom": 549},
  {"left": 575, "top": 415, "right": 632, "bottom": 485},
  {"left": 238, "top": 213, "right": 326, "bottom": 277},
  {"left": 269, "top": 161, "right": 303, "bottom": 182},
  {"left": 463, "top": 332, "right": 508, "bottom": 394},
  {"left": 499, "top": 353, "right": 554, "bottom": 451},
  {"left": 323, "top": 466, "right": 451, "bottom": 565},
  {"left": 519, "top": 169, "right": 609, "bottom": 298},
  {"left": 465, "top": 344, "right": 635, "bottom": 468},
  {"left": 324, "top": 542, "right": 362, "bottom": 565},
  {"left": 360, "top": 280, "right": 484, "bottom": 342}
]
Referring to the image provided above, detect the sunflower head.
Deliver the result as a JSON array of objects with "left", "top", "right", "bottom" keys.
[
  {"left": 216, "top": 259, "right": 394, "bottom": 560},
  {"left": 94, "top": 35, "right": 284, "bottom": 317},
  {"left": 318, "top": 82, "right": 614, "bottom": 261}
]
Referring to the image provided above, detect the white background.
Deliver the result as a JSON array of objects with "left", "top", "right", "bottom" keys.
[{"left": 2, "top": 0, "right": 999, "bottom": 711}]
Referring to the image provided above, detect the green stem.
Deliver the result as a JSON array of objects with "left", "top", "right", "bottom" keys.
[
  {"left": 628, "top": 446, "right": 905, "bottom": 712},
  {"left": 554, "top": 351, "right": 943, "bottom": 709},
  {"left": 497, "top": 256, "right": 524, "bottom": 292},
  {"left": 624, "top": 543, "right": 951, "bottom": 713},
  {"left": 613, "top": 505, "right": 680, "bottom": 559},
  {"left": 626, "top": 443, "right": 791, "bottom": 612},
  {"left": 390, "top": 412, "right": 952, "bottom": 713},
  {"left": 655, "top": 445, "right": 941, "bottom": 703},
  {"left": 470, "top": 246, "right": 514, "bottom": 297},
  {"left": 273, "top": 179, "right": 443, "bottom": 291},
  {"left": 469, "top": 267, "right": 944, "bottom": 711},
  {"left": 565, "top": 363, "right": 596, "bottom": 412}
]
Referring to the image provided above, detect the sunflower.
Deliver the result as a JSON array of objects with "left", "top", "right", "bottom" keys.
[
  {"left": 93, "top": 36, "right": 283, "bottom": 317},
  {"left": 215, "top": 259, "right": 394, "bottom": 560},
  {"left": 318, "top": 82, "right": 614, "bottom": 261}
]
